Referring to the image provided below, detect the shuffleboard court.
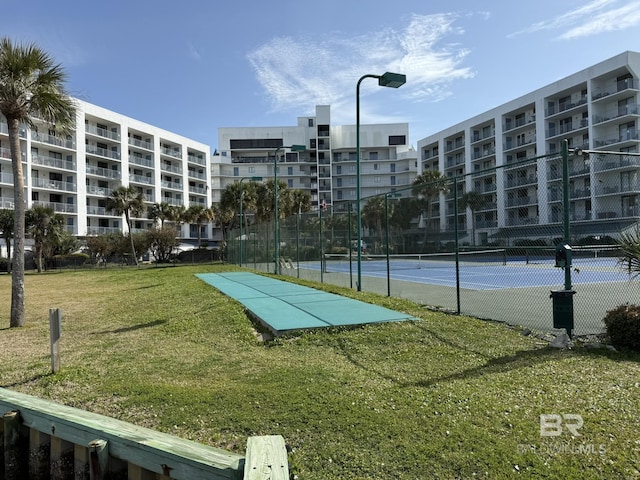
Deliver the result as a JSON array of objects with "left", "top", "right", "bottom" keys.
[{"left": 196, "top": 272, "right": 416, "bottom": 333}]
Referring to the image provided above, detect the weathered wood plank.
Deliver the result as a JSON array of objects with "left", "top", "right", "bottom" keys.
[
  {"left": 0, "top": 388, "right": 244, "bottom": 480},
  {"left": 3, "top": 410, "right": 28, "bottom": 480},
  {"left": 29, "top": 428, "right": 50, "bottom": 479},
  {"left": 74, "top": 443, "right": 89, "bottom": 480},
  {"left": 50, "top": 308, "right": 62, "bottom": 373},
  {"left": 0, "top": 414, "right": 5, "bottom": 480},
  {"left": 88, "top": 439, "right": 108, "bottom": 480},
  {"left": 50, "top": 436, "right": 74, "bottom": 480},
  {"left": 244, "top": 435, "right": 289, "bottom": 480}
]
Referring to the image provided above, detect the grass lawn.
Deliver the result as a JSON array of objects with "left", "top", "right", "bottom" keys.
[{"left": 0, "top": 265, "right": 639, "bottom": 479}]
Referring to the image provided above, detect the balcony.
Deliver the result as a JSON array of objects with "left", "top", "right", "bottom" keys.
[
  {"left": 592, "top": 78, "right": 640, "bottom": 101},
  {"left": 593, "top": 156, "right": 640, "bottom": 172},
  {"left": 86, "top": 165, "right": 121, "bottom": 179},
  {"left": 187, "top": 154, "right": 206, "bottom": 166},
  {"left": 86, "top": 226, "right": 122, "bottom": 235},
  {"left": 505, "top": 175, "right": 538, "bottom": 188},
  {"left": 0, "top": 172, "right": 14, "bottom": 185},
  {"left": 129, "top": 155, "right": 154, "bottom": 168},
  {"left": 506, "top": 216, "right": 539, "bottom": 226},
  {"left": 506, "top": 196, "right": 536, "bottom": 207},
  {"left": 472, "top": 148, "right": 496, "bottom": 160},
  {"left": 31, "top": 154, "right": 76, "bottom": 171},
  {"left": 0, "top": 197, "right": 15, "bottom": 209},
  {"left": 32, "top": 200, "right": 77, "bottom": 213},
  {"left": 31, "top": 177, "right": 77, "bottom": 192},
  {"left": 593, "top": 104, "right": 640, "bottom": 125},
  {"left": 85, "top": 124, "right": 120, "bottom": 141},
  {"left": 86, "top": 144, "right": 121, "bottom": 160},
  {"left": 161, "top": 181, "right": 182, "bottom": 191},
  {"left": 129, "top": 174, "right": 154, "bottom": 185},
  {"left": 86, "top": 205, "right": 111, "bottom": 216},
  {"left": 161, "top": 147, "right": 182, "bottom": 159},
  {"left": 161, "top": 163, "right": 183, "bottom": 174},
  {"left": 129, "top": 137, "right": 154, "bottom": 150},
  {"left": 87, "top": 185, "right": 113, "bottom": 197},
  {"left": 187, "top": 170, "right": 206, "bottom": 180},
  {"left": 188, "top": 185, "right": 207, "bottom": 195},
  {"left": 31, "top": 132, "right": 75, "bottom": 149}
]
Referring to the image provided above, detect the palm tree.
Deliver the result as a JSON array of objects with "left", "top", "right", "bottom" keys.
[
  {"left": 147, "top": 201, "right": 172, "bottom": 228},
  {"left": 186, "top": 204, "right": 214, "bottom": 248},
  {"left": 412, "top": 170, "right": 449, "bottom": 250},
  {"left": 459, "top": 191, "right": 490, "bottom": 246},
  {"left": 362, "top": 196, "right": 388, "bottom": 252},
  {"left": 0, "top": 38, "right": 75, "bottom": 327},
  {"left": 0, "top": 208, "right": 14, "bottom": 272},
  {"left": 105, "top": 186, "right": 146, "bottom": 265},
  {"left": 286, "top": 189, "right": 312, "bottom": 217},
  {"left": 618, "top": 224, "right": 640, "bottom": 279},
  {"left": 26, "top": 205, "right": 64, "bottom": 273}
]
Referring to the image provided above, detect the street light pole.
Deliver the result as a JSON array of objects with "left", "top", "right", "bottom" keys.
[
  {"left": 356, "top": 72, "right": 406, "bottom": 291},
  {"left": 273, "top": 144, "right": 305, "bottom": 275},
  {"left": 239, "top": 176, "right": 262, "bottom": 267}
]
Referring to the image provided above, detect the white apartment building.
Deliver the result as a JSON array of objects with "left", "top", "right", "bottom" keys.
[
  {"left": 213, "top": 105, "right": 417, "bottom": 212},
  {"left": 417, "top": 50, "right": 640, "bottom": 245},
  {"left": 0, "top": 100, "right": 211, "bottom": 247}
]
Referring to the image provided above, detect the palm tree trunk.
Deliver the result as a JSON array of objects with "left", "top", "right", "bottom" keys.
[
  {"left": 9, "top": 118, "right": 25, "bottom": 327},
  {"left": 125, "top": 213, "right": 138, "bottom": 266}
]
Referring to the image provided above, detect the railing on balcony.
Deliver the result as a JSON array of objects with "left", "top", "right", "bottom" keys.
[
  {"left": 86, "top": 226, "right": 122, "bottom": 235},
  {"left": 32, "top": 200, "right": 77, "bottom": 213},
  {"left": 129, "top": 174, "right": 154, "bottom": 185},
  {"left": 128, "top": 155, "right": 154, "bottom": 168},
  {"left": 86, "top": 185, "right": 113, "bottom": 197},
  {"left": 161, "top": 181, "right": 182, "bottom": 190},
  {"left": 188, "top": 185, "right": 207, "bottom": 195},
  {"left": 86, "top": 165, "right": 121, "bottom": 179},
  {"left": 86, "top": 205, "right": 112, "bottom": 215},
  {"left": 0, "top": 197, "right": 15, "bottom": 209},
  {"left": 86, "top": 144, "right": 121, "bottom": 160},
  {"left": 187, "top": 154, "right": 205, "bottom": 165},
  {"left": 31, "top": 154, "right": 76, "bottom": 171},
  {"left": 593, "top": 104, "right": 640, "bottom": 124},
  {"left": 31, "top": 132, "right": 75, "bottom": 149},
  {"left": 161, "top": 147, "right": 182, "bottom": 159},
  {"left": 128, "top": 137, "right": 154, "bottom": 150},
  {"left": 161, "top": 163, "right": 183, "bottom": 174},
  {"left": 187, "top": 170, "right": 207, "bottom": 180},
  {"left": 0, "top": 172, "right": 14, "bottom": 184},
  {"left": 85, "top": 124, "right": 120, "bottom": 140},
  {"left": 31, "top": 177, "right": 77, "bottom": 192}
]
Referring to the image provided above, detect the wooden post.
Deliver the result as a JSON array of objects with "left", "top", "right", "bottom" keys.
[
  {"left": 74, "top": 444, "right": 89, "bottom": 480},
  {"left": 3, "top": 411, "right": 28, "bottom": 480},
  {"left": 50, "top": 309, "right": 62, "bottom": 373},
  {"left": 50, "top": 437, "right": 74, "bottom": 480},
  {"left": 88, "top": 439, "right": 108, "bottom": 480},
  {"left": 244, "top": 435, "right": 289, "bottom": 480},
  {"left": 28, "top": 429, "right": 50, "bottom": 479}
]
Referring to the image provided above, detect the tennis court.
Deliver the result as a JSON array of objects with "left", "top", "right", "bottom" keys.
[{"left": 309, "top": 249, "right": 631, "bottom": 290}]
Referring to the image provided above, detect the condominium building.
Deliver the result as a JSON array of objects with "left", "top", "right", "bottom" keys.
[
  {"left": 416, "top": 50, "right": 640, "bottom": 245},
  {"left": 0, "top": 100, "right": 211, "bottom": 247},
  {"left": 213, "top": 105, "right": 417, "bottom": 211}
]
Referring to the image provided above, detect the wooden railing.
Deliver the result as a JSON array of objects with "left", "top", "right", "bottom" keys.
[{"left": 0, "top": 388, "right": 288, "bottom": 479}]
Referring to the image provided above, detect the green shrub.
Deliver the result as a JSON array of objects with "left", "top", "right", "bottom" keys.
[
  {"left": 603, "top": 304, "right": 640, "bottom": 351},
  {"left": 0, "top": 257, "right": 8, "bottom": 272}
]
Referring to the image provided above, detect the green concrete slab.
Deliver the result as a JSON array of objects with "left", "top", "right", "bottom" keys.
[{"left": 196, "top": 272, "right": 416, "bottom": 333}]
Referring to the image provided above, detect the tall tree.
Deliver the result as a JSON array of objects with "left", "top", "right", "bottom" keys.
[
  {"left": 147, "top": 201, "right": 172, "bottom": 228},
  {"left": 0, "top": 208, "right": 14, "bottom": 271},
  {"left": 0, "top": 38, "right": 75, "bottom": 327},
  {"left": 459, "top": 191, "right": 490, "bottom": 246},
  {"left": 26, "top": 205, "right": 64, "bottom": 272},
  {"left": 105, "top": 185, "right": 146, "bottom": 266},
  {"left": 185, "top": 204, "right": 214, "bottom": 248},
  {"left": 412, "top": 170, "right": 449, "bottom": 250},
  {"left": 362, "top": 196, "right": 388, "bottom": 251}
]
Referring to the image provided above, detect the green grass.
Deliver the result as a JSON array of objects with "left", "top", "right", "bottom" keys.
[{"left": 0, "top": 265, "right": 639, "bottom": 479}]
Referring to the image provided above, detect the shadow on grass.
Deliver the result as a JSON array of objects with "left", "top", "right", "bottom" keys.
[
  {"left": 94, "top": 319, "right": 167, "bottom": 334},
  {"left": 1, "top": 373, "right": 49, "bottom": 388},
  {"left": 335, "top": 322, "right": 560, "bottom": 388}
]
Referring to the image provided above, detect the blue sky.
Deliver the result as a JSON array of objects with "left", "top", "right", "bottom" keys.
[{"left": 5, "top": 0, "right": 640, "bottom": 150}]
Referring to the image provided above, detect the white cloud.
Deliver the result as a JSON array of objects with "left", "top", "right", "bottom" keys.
[
  {"left": 247, "top": 13, "right": 476, "bottom": 122},
  {"left": 187, "top": 42, "right": 202, "bottom": 61},
  {"left": 508, "top": 0, "right": 640, "bottom": 39}
]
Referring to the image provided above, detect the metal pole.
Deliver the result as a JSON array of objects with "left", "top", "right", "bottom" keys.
[
  {"left": 385, "top": 194, "right": 391, "bottom": 296},
  {"left": 453, "top": 178, "right": 461, "bottom": 314},
  {"left": 274, "top": 146, "right": 282, "bottom": 274},
  {"left": 348, "top": 202, "right": 353, "bottom": 289},
  {"left": 562, "top": 140, "right": 572, "bottom": 291},
  {"left": 296, "top": 206, "right": 300, "bottom": 278},
  {"left": 320, "top": 205, "right": 324, "bottom": 283},
  {"left": 239, "top": 180, "right": 244, "bottom": 267}
]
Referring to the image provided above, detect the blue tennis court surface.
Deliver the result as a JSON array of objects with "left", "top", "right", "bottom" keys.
[
  {"left": 196, "top": 272, "right": 416, "bottom": 333},
  {"left": 308, "top": 257, "right": 631, "bottom": 290}
]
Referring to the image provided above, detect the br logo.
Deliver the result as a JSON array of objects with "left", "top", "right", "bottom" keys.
[{"left": 539, "top": 414, "right": 583, "bottom": 437}]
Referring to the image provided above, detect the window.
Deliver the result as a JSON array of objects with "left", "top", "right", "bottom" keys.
[
  {"left": 233, "top": 167, "right": 239, "bottom": 176},
  {"left": 287, "top": 179, "right": 293, "bottom": 188},
  {"left": 370, "top": 152, "right": 378, "bottom": 160},
  {"left": 248, "top": 166, "right": 255, "bottom": 173},
  {"left": 374, "top": 163, "right": 379, "bottom": 170},
  {"left": 336, "top": 166, "right": 342, "bottom": 174},
  {"left": 308, "top": 118, "right": 314, "bottom": 127},
  {"left": 390, "top": 163, "right": 396, "bottom": 173},
  {"left": 337, "top": 178, "right": 343, "bottom": 187},
  {"left": 389, "top": 135, "right": 406, "bottom": 145},
  {"left": 391, "top": 176, "right": 396, "bottom": 186},
  {"left": 229, "top": 138, "right": 282, "bottom": 149},
  {"left": 374, "top": 176, "right": 381, "bottom": 183},
  {"left": 287, "top": 166, "right": 293, "bottom": 175}
]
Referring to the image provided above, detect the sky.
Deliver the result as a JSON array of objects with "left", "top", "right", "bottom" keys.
[{"left": 4, "top": 0, "right": 640, "bottom": 151}]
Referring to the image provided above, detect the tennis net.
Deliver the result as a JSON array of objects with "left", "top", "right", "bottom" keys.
[{"left": 323, "top": 249, "right": 507, "bottom": 273}]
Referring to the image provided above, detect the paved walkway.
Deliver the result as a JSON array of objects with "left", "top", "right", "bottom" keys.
[{"left": 196, "top": 272, "right": 415, "bottom": 334}]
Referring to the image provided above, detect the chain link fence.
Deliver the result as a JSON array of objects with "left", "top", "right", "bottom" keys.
[{"left": 226, "top": 146, "right": 640, "bottom": 337}]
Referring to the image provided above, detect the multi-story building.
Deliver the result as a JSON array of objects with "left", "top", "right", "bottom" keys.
[
  {"left": 0, "top": 100, "right": 211, "bottom": 252},
  {"left": 417, "top": 50, "right": 640, "bottom": 245},
  {"left": 213, "top": 105, "right": 417, "bottom": 212}
]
